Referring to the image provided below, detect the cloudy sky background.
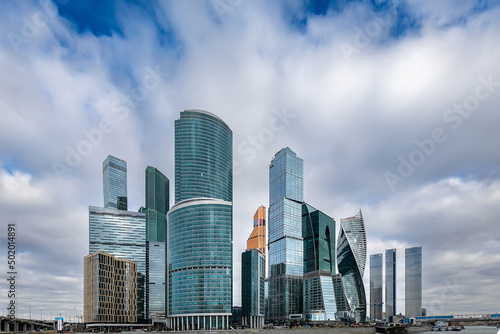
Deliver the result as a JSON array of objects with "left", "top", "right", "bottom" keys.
[{"left": 1, "top": 0, "right": 500, "bottom": 320}]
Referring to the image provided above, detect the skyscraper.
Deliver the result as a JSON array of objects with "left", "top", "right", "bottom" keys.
[
  {"left": 140, "top": 166, "right": 169, "bottom": 319},
  {"left": 369, "top": 253, "right": 383, "bottom": 321},
  {"left": 241, "top": 249, "right": 265, "bottom": 328},
  {"left": 89, "top": 206, "right": 146, "bottom": 319},
  {"left": 337, "top": 210, "right": 367, "bottom": 323},
  {"left": 385, "top": 249, "right": 396, "bottom": 319},
  {"left": 103, "top": 155, "right": 127, "bottom": 210},
  {"left": 247, "top": 206, "right": 266, "bottom": 255},
  {"left": 268, "top": 147, "right": 304, "bottom": 322},
  {"left": 405, "top": 246, "right": 422, "bottom": 317},
  {"left": 167, "top": 110, "right": 233, "bottom": 330},
  {"left": 302, "top": 203, "right": 337, "bottom": 321},
  {"left": 145, "top": 166, "right": 169, "bottom": 216},
  {"left": 332, "top": 273, "right": 349, "bottom": 317},
  {"left": 84, "top": 252, "right": 137, "bottom": 323},
  {"left": 242, "top": 206, "right": 266, "bottom": 328}
]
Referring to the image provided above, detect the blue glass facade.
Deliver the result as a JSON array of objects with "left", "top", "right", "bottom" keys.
[
  {"left": 385, "top": 249, "right": 396, "bottom": 318},
  {"left": 103, "top": 155, "right": 127, "bottom": 210},
  {"left": 174, "top": 110, "right": 232, "bottom": 204},
  {"left": 167, "top": 110, "right": 233, "bottom": 330},
  {"left": 268, "top": 148, "right": 304, "bottom": 321},
  {"left": 369, "top": 253, "right": 383, "bottom": 320},
  {"left": 332, "top": 273, "right": 349, "bottom": 315},
  {"left": 88, "top": 206, "right": 146, "bottom": 319},
  {"left": 145, "top": 166, "right": 169, "bottom": 216},
  {"left": 148, "top": 242, "right": 166, "bottom": 319},
  {"left": 405, "top": 246, "right": 422, "bottom": 317},
  {"left": 241, "top": 249, "right": 265, "bottom": 328},
  {"left": 303, "top": 272, "right": 338, "bottom": 321},
  {"left": 141, "top": 166, "right": 169, "bottom": 320},
  {"left": 337, "top": 210, "right": 367, "bottom": 323},
  {"left": 302, "top": 203, "right": 338, "bottom": 321},
  {"left": 302, "top": 203, "right": 336, "bottom": 274}
]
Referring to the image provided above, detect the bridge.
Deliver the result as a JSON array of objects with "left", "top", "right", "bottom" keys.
[{"left": 0, "top": 316, "right": 55, "bottom": 332}]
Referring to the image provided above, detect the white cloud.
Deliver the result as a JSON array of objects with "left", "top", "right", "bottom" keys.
[{"left": 1, "top": 0, "right": 499, "bottom": 318}]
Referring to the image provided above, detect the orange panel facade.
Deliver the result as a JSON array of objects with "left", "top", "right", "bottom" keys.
[{"left": 246, "top": 206, "right": 266, "bottom": 255}]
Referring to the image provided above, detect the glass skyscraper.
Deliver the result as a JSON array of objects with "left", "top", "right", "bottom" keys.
[
  {"left": 103, "top": 155, "right": 128, "bottom": 210},
  {"left": 147, "top": 242, "right": 166, "bottom": 320},
  {"left": 247, "top": 206, "right": 266, "bottom": 256},
  {"left": 302, "top": 203, "right": 337, "bottom": 321},
  {"left": 337, "top": 210, "right": 367, "bottom": 323},
  {"left": 140, "top": 166, "right": 169, "bottom": 320},
  {"left": 369, "top": 253, "right": 383, "bottom": 321},
  {"left": 167, "top": 110, "right": 233, "bottom": 330},
  {"left": 145, "top": 166, "right": 169, "bottom": 217},
  {"left": 89, "top": 206, "right": 146, "bottom": 319},
  {"left": 241, "top": 249, "right": 265, "bottom": 328},
  {"left": 405, "top": 246, "right": 422, "bottom": 317},
  {"left": 268, "top": 147, "right": 304, "bottom": 322},
  {"left": 332, "top": 273, "right": 349, "bottom": 317},
  {"left": 385, "top": 249, "right": 396, "bottom": 319}
]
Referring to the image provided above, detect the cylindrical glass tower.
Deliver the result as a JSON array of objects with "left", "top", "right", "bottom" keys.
[{"left": 167, "top": 110, "right": 233, "bottom": 331}]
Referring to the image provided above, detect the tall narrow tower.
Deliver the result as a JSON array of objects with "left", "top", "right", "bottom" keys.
[
  {"left": 268, "top": 147, "right": 304, "bottom": 321},
  {"left": 385, "top": 249, "right": 396, "bottom": 319},
  {"left": 103, "top": 155, "right": 127, "bottom": 210},
  {"left": 140, "top": 166, "right": 169, "bottom": 320},
  {"left": 369, "top": 253, "right": 383, "bottom": 321},
  {"left": 167, "top": 110, "right": 233, "bottom": 330},
  {"left": 405, "top": 246, "right": 422, "bottom": 317},
  {"left": 241, "top": 206, "right": 266, "bottom": 328}
]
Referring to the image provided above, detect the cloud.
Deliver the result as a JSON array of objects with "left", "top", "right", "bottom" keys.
[{"left": 0, "top": 0, "right": 499, "bottom": 318}]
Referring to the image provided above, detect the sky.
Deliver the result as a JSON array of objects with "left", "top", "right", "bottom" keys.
[{"left": 1, "top": 0, "right": 500, "bottom": 321}]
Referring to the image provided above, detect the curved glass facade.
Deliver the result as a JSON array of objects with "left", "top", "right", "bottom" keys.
[
  {"left": 167, "top": 200, "right": 232, "bottom": 325},
  {"left": 174, "top": 110, "right": 232, "bottom": 203},
  {"left": 337, "top": 210, "right": 367, "bottom": 323},
  {"left": 168, "top": 110, "right": 233, "bottom": 331}
]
